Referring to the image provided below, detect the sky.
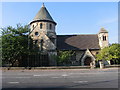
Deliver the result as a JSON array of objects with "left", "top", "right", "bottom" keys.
[{"left": 1, "top": 2, "right": 118, "bottom": 44}]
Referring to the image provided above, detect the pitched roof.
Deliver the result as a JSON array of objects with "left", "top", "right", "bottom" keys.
[
  {"left": 57, "top": 35, "right": 100, "bottom": 50},
  {"left": 99, "top": 28, "right": 108, "bottom": 33},
  {"left": 31, "top": 3, "right": 56, "bottom": 24}
]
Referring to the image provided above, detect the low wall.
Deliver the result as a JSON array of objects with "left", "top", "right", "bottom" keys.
[
  {"left": 1, "top": 65, "right": 120, "bottom": 70},
  {"left": 105, "top": 65, "right": 120, "bottom": 68},
  {"left": 1, "top": 66, "right": 91, "bottom": 70}
]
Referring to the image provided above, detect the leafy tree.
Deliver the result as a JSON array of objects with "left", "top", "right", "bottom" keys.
[
  {"left": 96, "top": 43, "right": 120, "bottom": 64},
  {"left": 1, "top": 24, "right": 33, "bottom": 66},
  {"left": 96, "top": 46, "right": 111, "bottom": 61},
  {"left": 109, "top": 44, "right": 120, "bottom": 64},
  {"left": 109, "top": 44, "right": 120, "bottom": 59},
  {"left": 56, "top": 50, "right": 74, "bottom": 66}
]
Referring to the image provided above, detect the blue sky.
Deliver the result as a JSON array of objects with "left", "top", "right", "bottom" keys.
[{"left": 2, "top": 2, "right": 118, "bottom": 44}]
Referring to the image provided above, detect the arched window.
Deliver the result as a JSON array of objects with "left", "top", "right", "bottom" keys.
[
  {"left": 49, "top": 24, "right": 52, "bottom": 30},
  {"left": 32, "top": 25, "right": 34, "bottom": 29},
  {"left": 104, "top": 36, "right": 106, "bottom": 41},
  {"left": 40, "top": 23, "right": 43, "bottom": 29},
  {"left": 40, "top": 39, "right": 43, "bottom": 51},
  {"left": 103, "top": 36, "right": 107, "bottom": 41},
  {"left": 35, "top": 40, "right": 38, "bottom": 44},
  {"left": 102, "top": 36, "right": 104, "bottom": 41}
]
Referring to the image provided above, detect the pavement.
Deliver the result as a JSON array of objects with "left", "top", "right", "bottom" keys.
[{"left": 1, "top": 68, "right": 119, "bottom": 89}]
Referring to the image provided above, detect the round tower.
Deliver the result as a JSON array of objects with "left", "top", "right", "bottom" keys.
[
  {"left": 29, "top": 3, "right": 57, "bottom": 50},
  {"left": 29, "top": 3, "right": 57, "bottom": 66}
]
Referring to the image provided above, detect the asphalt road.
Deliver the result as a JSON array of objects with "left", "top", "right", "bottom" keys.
[{"left": 1, "top": 68, "right": 119, "bottom": 89}]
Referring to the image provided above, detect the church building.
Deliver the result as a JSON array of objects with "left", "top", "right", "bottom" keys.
[{"left": 29, "top": 4, "right": 109, "bottom": 67}]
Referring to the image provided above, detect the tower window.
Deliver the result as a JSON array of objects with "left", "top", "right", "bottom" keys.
[
  {"left": 35, "top": 40, "right": 38, "bottom": 44},
  {"left": 104, "top": 36, "right": 106, "bottom": 41},
  {"left": 49, "top": 24, "right": 52, "bottom": 30},
  {"left": 40, "top": 23, "right": 43, "bottom": 29},
  {"left": 32, "top": 25, "right": 34, "bottom": 29},
  {"left": 35, "top": 32, "right": 39, "bottom": 36},
  {"left": 103, "top": 36, "right": 106, "bottom": 41},
  {"left": 40, "top": 39, "right": 44, "bottom": 51}
]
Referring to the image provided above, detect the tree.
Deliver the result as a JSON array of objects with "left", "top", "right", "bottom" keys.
[
  {"left": 96, "top": 46, "right": 111, "bottom": 61},
  {"left": 1, "top": 24, "right": 32, "bottom": 66},
  {"left": 109, "top": 44, "right": 120, "bottom": 64},
  {"left": 56, "top": 50, "right": 74, "bottom": 66},
  {"left": 96, "top": 43, "right": 120, "bottom": 64}
]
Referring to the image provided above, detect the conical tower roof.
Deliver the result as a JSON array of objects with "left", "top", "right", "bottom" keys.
[{"left": 30, "top": 3, "right": 56, "bottom": 25}]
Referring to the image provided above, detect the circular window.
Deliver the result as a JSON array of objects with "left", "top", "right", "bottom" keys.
[{"left": 35, "top": 32, "right": 39, "bottom": 36}]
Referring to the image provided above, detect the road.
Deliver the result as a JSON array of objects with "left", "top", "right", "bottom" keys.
[{"left": 1, "top": 68, "right": 119, "bottom": 89}]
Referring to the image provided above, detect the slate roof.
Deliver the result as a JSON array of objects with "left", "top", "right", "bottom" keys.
[
  {"left": 30, "top": 4, "right": 56, "bottom": 24},
  {"left": 99, "top": 28, "right": 108, "bottom": 33},
  {"left": 57, "top": 35, "right": 100, "bottom": 50}
]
